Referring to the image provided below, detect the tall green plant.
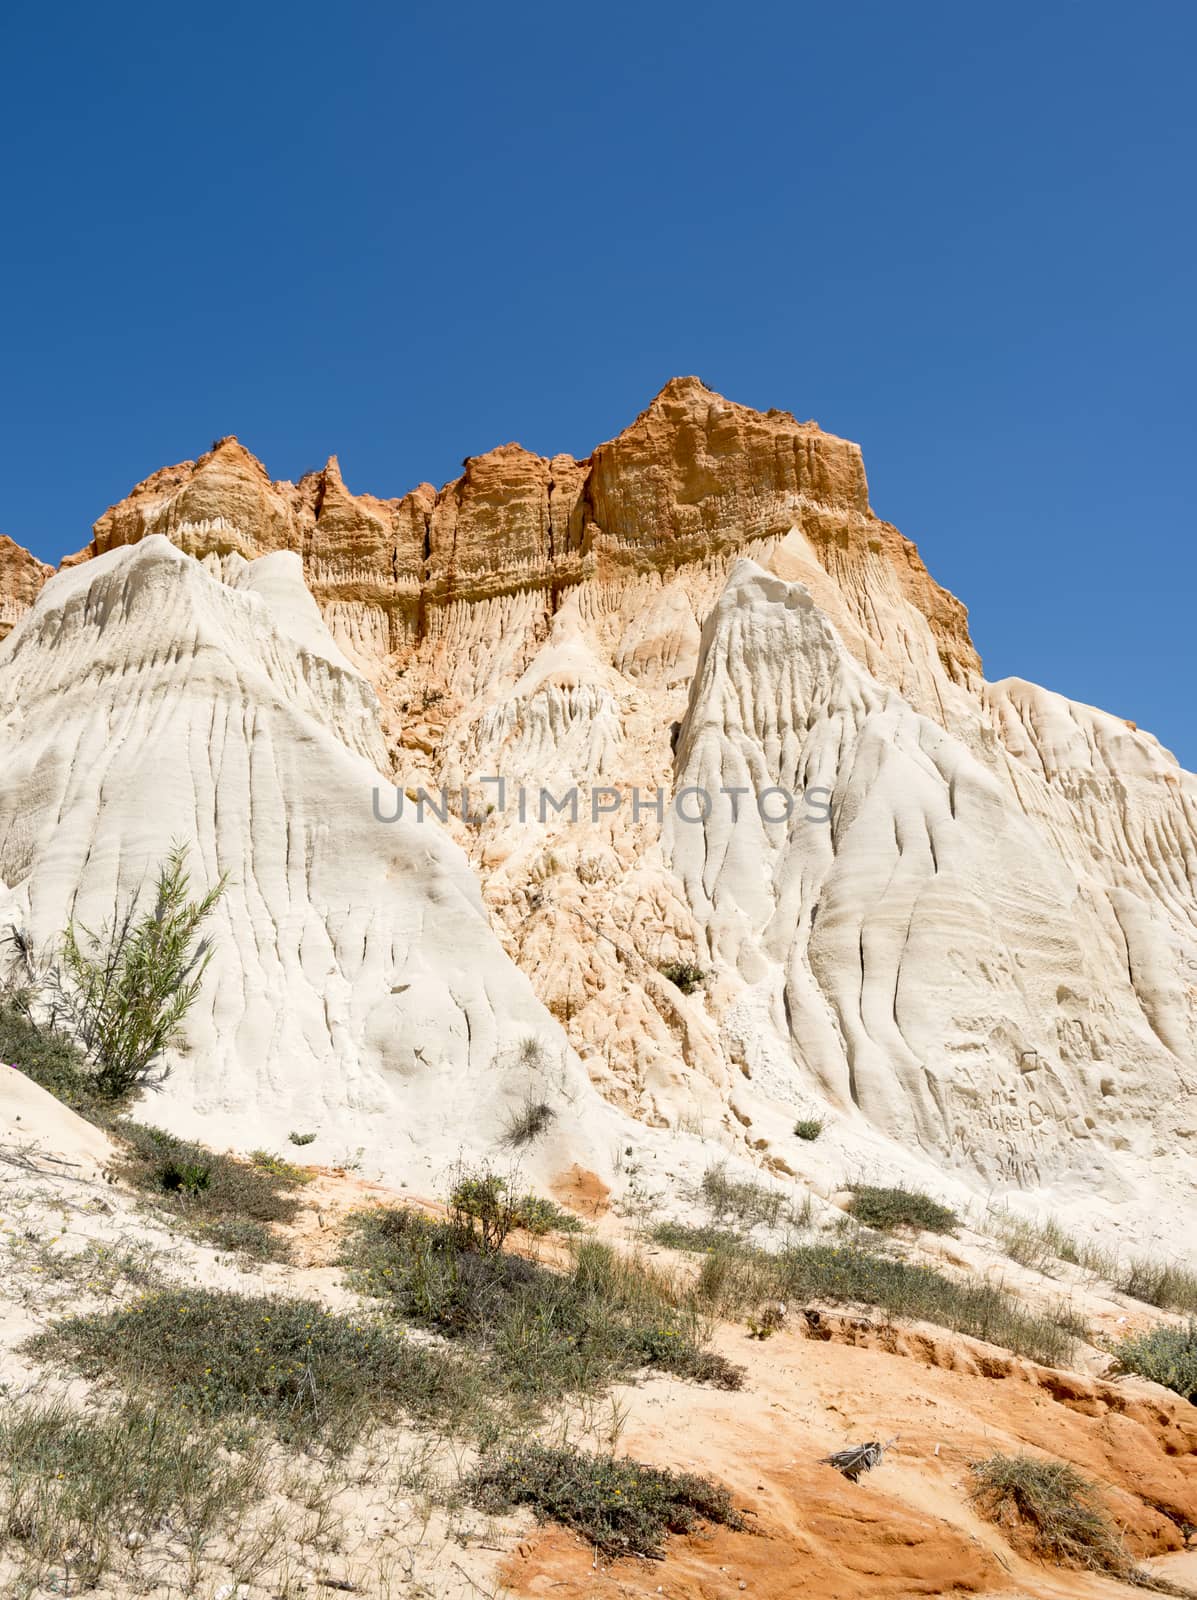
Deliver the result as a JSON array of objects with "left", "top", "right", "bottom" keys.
[{"left": 57, "top": 844, "right": 227, "bottom": 1097}]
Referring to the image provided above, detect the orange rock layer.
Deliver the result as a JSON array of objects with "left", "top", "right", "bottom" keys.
[{"left": 5, "top": 378, "right": 978, "bottom": 688}]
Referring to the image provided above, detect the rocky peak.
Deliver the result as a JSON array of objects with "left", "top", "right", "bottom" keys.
[{"left": 0, "top": 380, "right": 978, "bottom": 687}]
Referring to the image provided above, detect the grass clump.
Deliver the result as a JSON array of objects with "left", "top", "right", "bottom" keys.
[
  {"left": 30, "top": 1288, "right": 481, "bottom": 1451},
  {"left": 514, "top": 1194, "right": 585, "bottom": 1236},
  {"left": 1119, "top": 1259, "right": 1197, "bottom": 1315},
  {"left": 0, "top": 1000, "right": 115, "bottom": 1124},
  {"left": 1114, "top": 1322, "right": 1197, "bottom": 1402},
  {"left": 249, "top": 1148, "right": 313, "bottom": 1184},
  {"left": 969, "top": 1453, "right": 1137, "bottom": 1580},
  {"left": 848, "top": 1183, "right": 958, "bottom": 1234},
  {"left": 502, "top": 1095, "right": 556, "bottom": 1149},
  {"left": 115, "top": 1122, "right": 306, "bottom": 1260},
  {"left": 694, "top": 1240, "right": 1080, "bottom": 1367},
  {"left": 0, "top": 1397, "right": 265, "bottom": 1591},
  {"left": 793, "top": 1117, "right": 824, "bottom": 1141},
  {"left": 994, "top": 1212, "right": 1081, "bottom": 1273},
  {"left": 700, "top": 1162, "right": 786, "bottom": 1229},
  {"left": 652, "top": 1220, "right": 746, "bottom": 1253},
  {"left": 658, "top": 960, "right": 706, "bottom": 995},
  {"left": 343, "top": 1208, "right": 742, "bottom": 1407},
  {"left": 466, "top": 1442, "right": 744, "bottom": 1560}
]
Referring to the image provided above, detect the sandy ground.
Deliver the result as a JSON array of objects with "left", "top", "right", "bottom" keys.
[{"left": 2, "top": 1077, "right": 1195, "bottom": 1599}]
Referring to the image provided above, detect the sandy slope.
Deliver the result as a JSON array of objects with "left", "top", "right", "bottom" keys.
[{"left": 3, "top": 1070, "right": 1195, "bottom": 1600}]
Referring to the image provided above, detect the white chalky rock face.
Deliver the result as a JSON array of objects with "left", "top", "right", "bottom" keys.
[
  {"left": 666, "top": 559, "right": 1197, "bottom": 1231},
  {"left": 2, "top": 381, "right": 1196, "bottom": 1239},
  {"left": 0, "top": 537, "right": 616, "bottom": 1186}
]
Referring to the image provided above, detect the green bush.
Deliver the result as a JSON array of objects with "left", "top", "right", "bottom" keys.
[
  {"left": 3, "top": 847, "right": 227, "bottom": 1101},
  {"left": 465, "top": 1442, "right": 744, "bottom": 1559},
  {"left": 0, "top": 1000, "right": 114, "bottom": 1123},
  {"left": 793, "top": 1118, "right": 824, "bottom": 1141},
  {"left": 969, "top": 1453, "right": 1134, "bottom": 1578},
  {"left": 343, "top": 1208, "right": 742, "bottom": 1407},
  {"left": 116, "top": 1122, "right": 305, "bottom": 1261},
  {"left": 249, "top": 1148, "right": 313, "bottom": 1184},
  {"left": 513, "top": 1194, "right": 585, "bottom": 1236},
  {"left": 658, "top": 961, "right": 706, "bottom": 995},
  {"left": 30, "top": 1289, "right": 483, "bottom": 1452},
  {"left": 1115, "top": 1321, "right": 1197, "bottom": 1402},
  {"left": 447, "top": 1167, "right": 582, "bottom": 1248},
  {"left": 848, "top": 1183, "right": 958, "bottom": 1234}
]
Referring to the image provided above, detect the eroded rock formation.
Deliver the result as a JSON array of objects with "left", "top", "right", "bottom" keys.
[{"left": 2, "top": 378, "right": 1194, "bottom": 1236}]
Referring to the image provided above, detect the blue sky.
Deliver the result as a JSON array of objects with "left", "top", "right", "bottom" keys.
[{"left": 2, "top": 2, "right": 1194, "bottom": 763}]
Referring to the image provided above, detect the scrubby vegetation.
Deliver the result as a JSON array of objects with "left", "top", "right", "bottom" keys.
[
  {"left": 0, "top": 1397, "right": 266, "bottom": 1591},
  {"left": 652, "top": 1219, "right": 746, "bottom": 1253},
  {"left": 1118, "top": 1259, "right": 1197, "bottom": 1315},
  {"left": 847, "top": 1183, "right": 958, "bottom": 1234},
  {"left": 343, "top": 1203, "right": 743, "bottom": 1407},
  {"left": 793, "top": 1117, "right": 824, "bottom": 1141},
  {"left": 0, "top": 998, "right": 113, "bottom": 1123},
  {"left": 446, "top": 1167, "right": 583, "bottom": 1248},
  {"left": 968, "top": 1453, "right": 1141, "bottom": 1582},
  {"left": 115, "top": 1121, "right": 307, "bottom": 1260},
  {"left": 700, "top": 1161, "right": 788, "bottom": 1229},
  {"left": 29, "top": 1289, "right": 483, "bottom": 1452},
  {"left": 1115, "top": 1321, "right": 1197, "bottom": 1402},
  {"left": 466, "top": 1442, "right": 744, "bottom": 1559},
  {"left": 664, "top": 1233, "right": 1081, "bottom": 1367},
  {"left": 4, "top": 845, "right": 226, "bottom": 1100},
  {"left": 658, "top": 960, "right": 706, "bottom": 995},
  {"left": 2, "top": 845, "right": 226, "bottom": 1115},
  {"left": 993, "top": 1211, "right": 1081, "bottom": 1272}
]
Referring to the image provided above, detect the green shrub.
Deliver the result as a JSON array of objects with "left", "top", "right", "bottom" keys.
[
  {"left": 249, "top": 1148, "right": 313, "bottom": 1184},
  {"left": 1115, "top": 1322, "right": 1197, "bottom": 1402},
  {"left": 4, "top": 846, "right": 227, "bottom": 1100},
  {"left": 115, "top": 1122, "right": 305, "bottom": 1261},
  {"left": 55, "top": 845, "right": 228, "bottom": 1097},
  {"left": 30, "top": 1289, "right": 483, "bottom": 1451},
  {"left": 448, "top": 1168, "right": 521, "bottom": 1251},
  {"left": 465, "top": 1442, "right": 744, "bottom": 1559},
  {"left": 848, "top": 1183, "right": 958, "bottom": 1234},
  {"left": 288, "top": 1130, "right": 317, "bottom": 1146},
  {"left": 0, "top": 1397, "right": 265, "bottom": 1590},
  {"left": 658, "top": 961, "right": 706, "bottom": 995},
  {"left": 447, "top": 1167, "right": 582, "bottom": 1248},
  {"left": 968, "top": 1453, "right": 1134, "bottom": 1578},
  {"left": 343, "top": 1209, "right": 742, "bottom": 1407},
  {"left": 0, "top": 1000, "right": 114, "bottom": 1123},
  {"left": 793, "top": 1118, "right": 824, "bottom": 1141},
  {"left": 513, "top": 1194, "right": 585, "bottom": 1235}
]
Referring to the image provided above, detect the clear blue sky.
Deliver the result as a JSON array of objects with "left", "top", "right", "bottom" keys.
[{"left": 2, "top": 2, "right": 1194, "bottom": 764}]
